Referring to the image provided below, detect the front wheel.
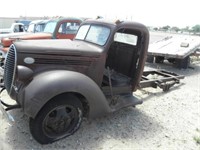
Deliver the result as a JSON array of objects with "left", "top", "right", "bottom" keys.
[{"left": 29, "top": 94, "right": 83, "bottom": 144}]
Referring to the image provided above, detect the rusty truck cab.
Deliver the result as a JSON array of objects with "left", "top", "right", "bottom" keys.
[{"left": 75, "top": 19, "right": 149, "bottom": 92}]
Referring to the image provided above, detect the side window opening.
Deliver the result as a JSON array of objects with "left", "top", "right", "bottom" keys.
[
  {"left": 19, "top": 25, "right": 24, "bottom": 32},
  {"left": 58, "top": 22, "right": 80, "bottom": 34},
  {"left": 114, "top": 32, "right": 138, "bottom": 46}
]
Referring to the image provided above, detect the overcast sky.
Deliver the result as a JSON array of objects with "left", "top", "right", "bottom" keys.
[{"left": 0, "top": 0, "right": 199, "bottom": 28}]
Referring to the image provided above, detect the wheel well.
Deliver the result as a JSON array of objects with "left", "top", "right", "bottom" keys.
[{"left": 36, "top": 92, "right": 89, "bottom": 119}]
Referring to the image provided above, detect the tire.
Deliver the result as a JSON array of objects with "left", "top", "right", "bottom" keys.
[
  {"left": 167, "top": 58, "right": 176, "bottom": 64},
  {"left": 29, "top": 94, "right": 83, "bottom": 144},
  {"left": 175, "top": 56, "right": 190, "bottom": 69},
  {"left": 146, "top": 56, "right": 154, "bottom": 63},
  {"left": 155, "top": 56, "right": 164, "bottom": 63}
]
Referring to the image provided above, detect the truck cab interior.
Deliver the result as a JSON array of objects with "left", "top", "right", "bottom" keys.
[{"left": 103, "top": 28, "right": 141, "bottom": 93}]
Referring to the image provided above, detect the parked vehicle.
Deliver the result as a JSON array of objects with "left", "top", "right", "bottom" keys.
[
  {"left": 0, "top": 20, "right": 49, "bottom": 58},
  {"left": 0, "top": 23, "right": 26, "bottom": 59},
  {"left": 0, "top": 19, "right": 184, "bottom": 144},
  {"left": 147, "top": 35, "right": 200, "bottom": 68},
  {"left": 0, "top": 17, "right": 83, "bottom": 63},
  {"left": 0, "top": 23, "right": 26, "bottom": 34},
  {"left": 0, "top": 23, "right": 26, "bottom": 44},
  {"left": 15, "top": 20, "right": 31, "bottom": 31},
  {"left": 27, "top": 20, "right": 49, "bottom": 33}
]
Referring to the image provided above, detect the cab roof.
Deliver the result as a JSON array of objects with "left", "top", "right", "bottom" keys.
[{"left": 47, "top": 17, "right": 83, "bottom": 23}]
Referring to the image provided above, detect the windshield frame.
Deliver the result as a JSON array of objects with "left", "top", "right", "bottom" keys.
[{"left": 75, "top": 24, "right": 111, "bottom": 46}]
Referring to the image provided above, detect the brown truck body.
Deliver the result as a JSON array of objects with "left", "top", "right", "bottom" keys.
[
  {"left": 2, "top": 19, "right": 149, "bottom": 144},
  {"left": 0, "top": 18, "right": 185, "bottom": 144}
]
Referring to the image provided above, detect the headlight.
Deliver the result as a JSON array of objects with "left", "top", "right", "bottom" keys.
[{"left": 17, "top": 65, "right": 33, "bottom": 82}]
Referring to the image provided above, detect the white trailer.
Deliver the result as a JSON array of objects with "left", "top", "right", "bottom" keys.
[{"left": 147, "top": 35, "right": 200, "bottom": 68}]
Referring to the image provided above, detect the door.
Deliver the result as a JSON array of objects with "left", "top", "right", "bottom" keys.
[
  {"left": 106, "top": 28, "right": 139, "bottom": 77},
  {"left": 106, "top": 27, "right": 149, "bottom": 91}
]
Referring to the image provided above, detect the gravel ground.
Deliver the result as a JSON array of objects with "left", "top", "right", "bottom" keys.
[{"left": 0, "top": 33, "right": 200, "bottom": 150}]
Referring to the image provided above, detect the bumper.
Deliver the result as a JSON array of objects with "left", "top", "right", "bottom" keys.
[
  {"left": 0, "top": 100, "right": 15, "bottom": 123},
  {"left": 0, "top": 48, "right": 6, "bottom": 66},
  {"left": 0, "top": 87, "right": 20, "bottom": 124}
]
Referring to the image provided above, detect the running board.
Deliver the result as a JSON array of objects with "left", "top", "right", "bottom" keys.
[{"left": 110, "top": 94, "right": 143, "bottom": 111}]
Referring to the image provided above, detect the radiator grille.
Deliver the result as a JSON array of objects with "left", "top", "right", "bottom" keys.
[{"left": 4, "top": 44, "right": 17, "bottom": 95}]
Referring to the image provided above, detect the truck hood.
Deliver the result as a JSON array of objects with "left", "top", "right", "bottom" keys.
[
  {"left": 0, "top": 32, "right": 30, "bottom": 41},
  {"left": 0, "top": 28, "right": 12, "bottom": 34},
  {"left": 7, "top": 32, "right": 52, "bottom": 40},
  {"left": 14, "top": 39, "right": 103, "bottom": 57},
  {"left": 1, "top": 33, "right": 52, "bottom": 47}
]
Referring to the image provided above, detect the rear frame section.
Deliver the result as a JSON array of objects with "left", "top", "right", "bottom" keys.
[{"left": 140, "top": 70, "right": 185, "bottom": 91}]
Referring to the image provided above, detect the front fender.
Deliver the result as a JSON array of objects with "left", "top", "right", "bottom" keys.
[{"left": 23, "top": 70, "right": 111, "bottom": 119}]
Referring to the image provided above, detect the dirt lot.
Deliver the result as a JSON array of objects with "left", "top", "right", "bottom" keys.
[{"left": 0, "top": 33, "right": 200, "bottom": 150}]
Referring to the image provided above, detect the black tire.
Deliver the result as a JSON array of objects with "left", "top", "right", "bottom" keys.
[
  {"left": 175, "top": 56, "right": 190, "bottom": 69},
  {"left": 29, "top": 94, "right": 83, "bottom": 144},
  {"left": 146, "top": 56, "right": 154, "bottom": 63},
  {"left": 167, "top": 58, "right": 176, "bottom": 64},
  {"left": 155, "top": 56, "right": 164, "bottom": 63}
]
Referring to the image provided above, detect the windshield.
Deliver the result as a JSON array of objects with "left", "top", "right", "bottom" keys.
[
  {"left": 35, "top": 23, "right": 46, "bottom": 32},
  {"left": 43, "top": 21, "right": 57, "bottom": 33},
  {"left": 75, "top": 24, "right": 110, "bottom": 46},
  {"left": 27, "top": 24, "right": 35, "bottom": 32},
  {"left": 27, "top": 23, "right": 47, "bottom": 33}
]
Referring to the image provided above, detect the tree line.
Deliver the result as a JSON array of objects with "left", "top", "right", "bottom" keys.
[{"left": 152, "top": 24, "right": 200, "bottom": 34}]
